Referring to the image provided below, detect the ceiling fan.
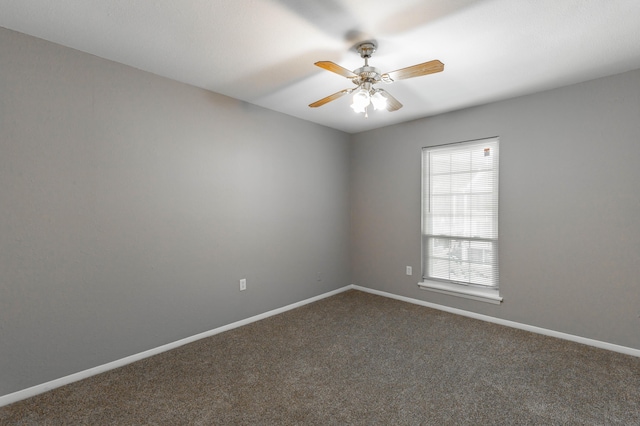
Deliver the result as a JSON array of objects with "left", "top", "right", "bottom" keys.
[{"left": 309, "top": 40, "right": 444, "bottom": 115}]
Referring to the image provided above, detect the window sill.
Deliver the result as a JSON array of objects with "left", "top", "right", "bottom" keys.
[{"left": 418, "top": 281, "right": 503, "bottom": 305}]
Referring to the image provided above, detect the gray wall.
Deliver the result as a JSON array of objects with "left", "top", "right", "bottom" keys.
[
  {"left": 350, "top": 68, "right": 640, "bottom": 350},
  {"left": 0, "top": 27, "right": 351, "bottom": 396},
  {"left": 3, "top": 24, "right": 640, "bottom": 400}
]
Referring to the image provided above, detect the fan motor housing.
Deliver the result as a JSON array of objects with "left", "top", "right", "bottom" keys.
[{"left": 352, "top": 66, "right": 381, "bottom": 85}]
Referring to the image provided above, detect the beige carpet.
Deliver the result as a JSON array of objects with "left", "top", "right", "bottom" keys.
[{"left": 1, "top": 290, "right": 639, "bottom": 425}]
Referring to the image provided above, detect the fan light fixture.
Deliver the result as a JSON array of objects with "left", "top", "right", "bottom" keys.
[
  {"left": 309, "top": 40, "right": 444, "bottom": 116},
  {"left": 350, "top": 87, "right": 370, "bottom": 113},
  {"left": 350, "top": 87, "right": 387, "bottom": 115},
  {"left": 370, "top": 90, "right": 388, "bottom": 110}
]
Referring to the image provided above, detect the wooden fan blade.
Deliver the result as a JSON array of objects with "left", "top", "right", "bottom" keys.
[
  {"left": 378, "top": 89, "right": 403, "bottom": 112},
  {"left": 315, "top": 61, "right": 357, "bottom": 79},
  {"left": 309, "top": 89, "right": 352, "bottom": 108},
  {"left": 381, "top": 59, "right": 444, "bottom": 82}
]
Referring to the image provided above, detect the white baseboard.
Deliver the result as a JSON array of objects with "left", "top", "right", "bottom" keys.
[
  {"left": 3, "top": 284, "right": 638, "bottom": 408},
  {"left": 0, "top": 286, "right": 352, "bottom": 408},
  {"left": 351, "top": 285, "right": 640, "bottom": 358}
]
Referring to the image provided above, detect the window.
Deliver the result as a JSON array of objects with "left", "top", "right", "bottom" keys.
[{"left": 419, "top": 137, "right": 502, "bottom": 304}]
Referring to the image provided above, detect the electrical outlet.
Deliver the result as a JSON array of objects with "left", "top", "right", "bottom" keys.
[
  {"left": 239, "top": 278, "right": 246, "bottom": 291},
  {"left": 406, "top": 266, "right": 412, "bottom": 276}
]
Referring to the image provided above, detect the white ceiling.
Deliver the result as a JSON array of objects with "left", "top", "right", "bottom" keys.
[{"left": 2, "top": 0, "right": 640, "bottom": 134}]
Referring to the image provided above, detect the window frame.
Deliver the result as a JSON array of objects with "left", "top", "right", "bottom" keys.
[{"left": 419, "top": 137, "right": 502, "bottom": 304}]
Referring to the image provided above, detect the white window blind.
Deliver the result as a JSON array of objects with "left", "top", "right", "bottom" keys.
[{"left": 422, "top": 138, "right": 499, "bottom": 289}]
